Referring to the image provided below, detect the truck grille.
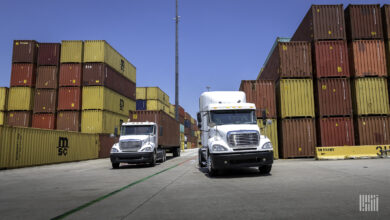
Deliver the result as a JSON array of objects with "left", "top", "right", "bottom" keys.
[
  {"left": 228, "top": 131, "right": 259, "bottom": 147},
  {"left": 120, "top": 140, "right": 142, "bottom": 152}
]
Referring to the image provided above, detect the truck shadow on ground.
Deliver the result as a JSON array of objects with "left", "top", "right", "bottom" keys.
[
  {"left": 198, "top": 167, "right": 272, "bottom": 179},
  {"left": 111, "top": 155, "right": 176, "bottom": 169}
]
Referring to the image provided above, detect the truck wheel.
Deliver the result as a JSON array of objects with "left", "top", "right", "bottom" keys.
[
  {"left": 112, "top": 163, "right": 119, "bottom": 169},
  {"left": 172, "top": 147, "right": 180, "bottom": 157},
  {"left": 198, "top": 149, "right": 205, "bottom": 167},
  {"left": 259, "top": 165, "right": 272, "bottom": 174},
  {"left": 207, "top": 155, "right": 217, "bottom": 176},
  {"left": 163, "top": 151, "right": 167, "bottom": 162},
  {"left": 150, "top": 151, "right": 156, "bottom": 167}
]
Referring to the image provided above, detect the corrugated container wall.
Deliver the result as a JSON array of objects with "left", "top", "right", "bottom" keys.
[
  {"left": 57, "top": 87, "right": 81, "bottom": 111},
  {"left": 83, "top": 40, "right": 136, "bottom": 83},
  {"left": 12, "top": 40, "right": 38, "bottom": 63},
  {"left": 10, "top": 64, "right": 36, "bottom": 87},
  {"left": 81, "top": 110, "right": 128, "bottom": 134},
  {"left": 257, "top": 119, "right": 278, "bottom": 159},
  {"left": 292, "top": 5, "right": 346, "bottom": 41},
  {"left": 317, "top": 117, "right": 355, "bottom": 146},
  {"left": 146, "top": 100, "right": 169, "bottom": 114},
  {"left": 136, "top": 100, "right": 147, "bottom": 110},
  {"left": 174, "top": 105, "right": 185, "bottom": 117},
  {"left": 277, "top": 79, "right": 315, "bottom": 118},
  {"left": 57, "top": 111, "right": 80, "bottom": 132},
  {"left": 136, "top": 87, "right": 146, "bottom": 100},
  {"left": 7, "top": 87, "right": 34, "bottom": 111},
  {"left": 349, "top": 40, "right": 387, "bottom": 77},
  {"left": 59, "top": 64, "right": 82, "bottom": 87},
  {"left": 98, "top": 134, "right": 119, "bottom": 158},
  {"left": 0, "top": 112, "right": 4, "bottom": 125},
  {"left": 0, "top": 87, "right": 8, "bottom": 111},
  {"left": 383, "top": 5, "right": 390, "bottom": 39},
  {"left": 6, "top": 111, "right": 32, "bottom": 127},
  {"left": 355, "top": 116, "right": 390, "bottom": 145},
  {"left": 146, "top": 87, "right": 170, "bottom": 105},
  {"left": 239, "top": 80, "right": 277, "bottom": 118},
  {"left": 60, "top": 41, "right": 83, "bottom": 63},
  {"left": 314, "top": 41, "right": 350, "bottom": 78},
  {"left": 345, "top": 4, "right": 383, "bottom": 40},
  {"left": 37, "top": 43, "right": 61, "bottom": 66},
  {"left": 32, "top": 114, "right": 56, "bottom": 129},
  {"left": 353, "top": 78, "right": 390, "bottom": 115},
  {"left": 33, "top": 89, "right": 57, "bottom": 113},
  {"left": 279, "top": 118, "right": 316, "bottom": 159},
  {"left": 315, "top": 78, "right": 353, "bottom": 117},
  {"left": 36, "top": 66, "right": 58, "bottom": 89}
]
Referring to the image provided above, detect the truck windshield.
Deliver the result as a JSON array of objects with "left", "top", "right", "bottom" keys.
[
  {"left": 121, "top": 126, "right": 154, "bottom": 135},
  {"left": 209, "top": 110, "right": 257, "bottom": 125}
]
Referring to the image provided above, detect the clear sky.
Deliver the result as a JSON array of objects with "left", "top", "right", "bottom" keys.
[{"left": 0, "top": 0, "right": 388, "bottom": 118}]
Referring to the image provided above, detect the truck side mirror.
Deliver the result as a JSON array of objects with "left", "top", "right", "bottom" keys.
[
  {"left": 197, "top": 112, "right": 202, "bottom": 123},
  {"left": 262, "top": 109, "right": 267, "bottom": 126},
  {"left": 198, "top": 123, "right": 201, "bottom": 129}
]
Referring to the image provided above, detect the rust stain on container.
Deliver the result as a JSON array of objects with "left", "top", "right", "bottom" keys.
[
  {"left": 383, "top": 5, "right": 390, "bottom": 39},
  {"left": 83, "top": 63, "right": 136, "bottom": 100},
  {"left": 349, "top": 40, "right": 387, "bottom": 77},
  {"left": 12, "top": 40, "right": 38, "bottom": 63},
  {"left": 279, "top": 118, "right": 316, "bottom": 159},
  {"left": 317, "top": 117, "right": 355, "bottom": 146},
  {"left": 10, "top": 64, "right": 36, "bottom": 87},
  {"left": 314, "top": 41, "right": 350, "bottom": 78},
  {"left": 32, "top": 113, "right": 56, "bottom": 129},
  {"left": 33, "top": 89, "right": 57, "bottom": 113},
  {"left": 239, "top": 80, "right": 277, "bottom": 118},
  {"left": 315, "top": 78, "right": 353, "bottom": 117},
  {"left": 56, "top": 111, "right": 80, "bottom": 132},
  {"left": 57, "top": 87, "right": 81, "bottom": 110},
  {"left": 98, "top": 134, "right": 119, "bottom": 158},
  {"left": 59, "top": 64, "right": 82, "bottom": 87},
  {"left": 36, "top": 66, "right": 58, "bottom": 89},
  {"left": 292, "top": 5, "right": 346, "bottom": 41},
  {"left": 6, "top": 111, "right": 32, "bottom": 127},
  {"left": 345, "top": 4, "right": 383, "bottom": 40},
  {"left": 356, "top": 116, "right": 390, "bottom": 145},
  {"left": 37, "top": 43, "right": 61, "bottom": 66}
]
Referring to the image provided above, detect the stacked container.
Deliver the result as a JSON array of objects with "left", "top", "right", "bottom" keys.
[
  {"left": 345, "top": 4, "right": 390, "bottom": 145},
  {"left": 136, "top": 87, "right": 170, "bottom": 115},
  {"left": 7, "top": 40, "right": 39, "bottom": 127},
  {"left": 0, "top": 87, "right": 8, "bottom": 125}
]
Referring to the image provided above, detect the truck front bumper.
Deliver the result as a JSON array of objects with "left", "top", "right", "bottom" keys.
[
  {"left": 110, "top": 152, "right": 153, "bottom": 164},
  {"left": 210, "top": 151, "right": 273, "bottom": 169}
]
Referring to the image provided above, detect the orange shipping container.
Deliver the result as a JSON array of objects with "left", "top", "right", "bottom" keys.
[
  {"left": 317, "top": 117, "right": 355, "bottom": 147},
  {"left": 314, "top": 41, "right": 350, "bottom": 78},
  {"left": 59, "top": 64, "right": 82, "bottom": 87},
  {"left": 57, "top": 87, "right": 81, "bottom": 110},
  {"left": 32, "top": 113, "right": 56, "bottom": 129},
  {"left": 356, "top": 116, "right": 390, "bottom": 145},
  {"left": 10, "top": 64, "right": 36, "bottom": 87}
]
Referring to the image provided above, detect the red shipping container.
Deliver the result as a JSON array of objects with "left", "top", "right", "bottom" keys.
[
  {"left": 37, "top": 43, "right": 61, "bottom": 66},
  {"left": 12, "top": 40, "right": 38, "bottom": 63},
  {"left": 57, "top": 87, "right": 81, "bottom": 110},
  {"left": 356, "top": 116, "right": 390, "bottom": 145},
  {"left": 317, "top": 117, "right": 355, "bottom": 147},
  {"left": 349, "top": 40, "right": 387, "bottom": 77},
  {"left": 10, "top": 63, "right": 36, "bottom": 87},
  {"left": 32, "top": 113, "right": 56, "bottom": 129},
  {"left": 345, "top": 4, "right": 383, "bottom": 40},
  {"left": 314, "top": 41, "right": 350, "bottom": 78},
  {"left": 33, "top": 89, "right": 57, "bottom": 113},
  {"left": 6, "top": 111, "right": 32, "bottom": 127},
  {"left": 98, "top": 134, "right": 119, "bottom": 158},
  {"left": 36, "top": 66, "right": 58, "bottom": 89},
  {"left": 59, "top": 64, "right": 82, "bottom": 87},
  {"left": 56, "top": 111, "right": 80, "bottom": 132},
  {"left": 174, "top": 105, "right": 185, "bottom": 117}
]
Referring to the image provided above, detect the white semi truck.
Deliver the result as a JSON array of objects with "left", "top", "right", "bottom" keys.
[{"left": 197, "top": 91, "right": 274, "bottom": 176}]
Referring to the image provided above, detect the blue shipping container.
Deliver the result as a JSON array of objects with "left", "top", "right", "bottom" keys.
[
  {"left": 184, "top": 120, "right": 191, "bottom": 128},
  {"left": 180, "top": 124, "right": 184, "bottom": 133},
  {"left": 136, "top": 100, "right": 147, "bottom": 110}
]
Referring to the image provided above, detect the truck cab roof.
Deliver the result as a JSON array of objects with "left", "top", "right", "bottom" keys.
[
  {"left": 207, "top": 103, "right": 256, "bottom": 111},
  {"left": 121, "top": 121, "right": 156, "bottom": 126},
  {"left": 199, "top": 91, "right": 247, "bottom": 111}
]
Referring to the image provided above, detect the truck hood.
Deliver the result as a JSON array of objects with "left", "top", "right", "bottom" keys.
[
  {"left": 119, "top": 135, "right": 150, "bottom": 142},
  {"left": 210, "top": 124, "right": 260, "bottom": 141}
]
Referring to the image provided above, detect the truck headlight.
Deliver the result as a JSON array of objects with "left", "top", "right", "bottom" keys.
[
  {"left": 141, "top": 146, "right": 153, "bottom": 152},
  {"left": 262, "top": 142, "right": 273, "bottom": 150},
  {"left": 111, "top": 148, "right": 119, "bottom": 153},
  {"left": 212, "top": 144, "right": 228, "bottom": 152}
]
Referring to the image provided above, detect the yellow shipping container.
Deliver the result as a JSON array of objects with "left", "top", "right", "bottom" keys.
[
  {"left": 181, "top": 141, "right": 185, "bottom": 150},
  {"left": 353, "top": 78, "right": 390, "bottom": 115},
  {"left": 277, "top": 79, "right": 315, "bottom": 118},
  {"left": 81, "top": 110, "right": 128, "bottom": 134},
  {"left": 146, "top": 87, "right": 169, "bottom": 105},
  {"left": 257, "top": 119, "right": 279, "bottom": 159},
  {"left": 0, "top": 112, "right": 4, "bottom": 125},
  {"left": 7, "top": 87, "right": 34, "bottom": 111},
  {"left": 187, "top": 142, "right": 191, "bottom": 149},
  {"left": 136, "top": 87, "right": 146, "bottom": 100},
  {"left": 60, "top": 40, "right": 84, "bottom": 63},
  {"left": 0, "top": 87, "right": 8, "bottom": 111},
  {"left": 180, "top": 133, "right": 185, "bottom": 142},
  {"left": 169, "top": 104, "right": 175, "bottom": 114},
  {"left": 0, "top": 126, "right": 99, "bottom": 169},
  {"left": 191, "top": 118, "right": 195, "bottom": 124},
  {"left": 82, "top": 86, "right": 135, "bottom": 117},
  {"left": 146, "top": 100, "right": 169, "bottom": 113},
  {"left": 83, "top": 40, "right": 136, "bottom": 83}
]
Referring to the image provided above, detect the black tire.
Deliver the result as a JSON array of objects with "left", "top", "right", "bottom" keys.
[
  {"left": 259, "top": 165, "right": 272, "bottom": 174},
  {"left": 198, "top": 149, "right": 205, "bottom": 167},
  {"left": 207, "top": 155, "right": 217, "bottom": 176},
  {"left": 172, "top": 147, "right": 180, "bottom": 157},
  {"left": 150, "top": 151, "right": 156, "bottom": 167},
  {"left": 112, "top": 163, "right": 119, "bottom": 169}
]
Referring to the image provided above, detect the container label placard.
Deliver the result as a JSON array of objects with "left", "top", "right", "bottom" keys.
[{"left": 316, "top": 145, "right": 389, "bottom": 160}]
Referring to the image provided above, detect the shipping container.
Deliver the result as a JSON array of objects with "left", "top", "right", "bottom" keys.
[
  {"left": 185, "top": 112, "right": 192, "bottom": 120},
  {"left": 136, "top": 87, "right": 146, "bottom": 100},
  {"left": 169, "top": 104, "right": 175, "bottom": 115},
  {"left": 83, "top": 63, "right": 135, "bottom": 100},
  {"left": 10, "top": 63, "right": 36, "bottom": 87},
  {"left": 32, "top": 113, "right": 56, "bottom": 129},
  {"left": 174, "top": 105, "right": 185, "bottom": 117},
  {"left": 136, "top": 100, "right": 147, "bottom": 110},
  {"left": 0, "top": 126, "right": 99, "bottom": 169},
  {"left": 6, "top": 111, "right": 32, "bottom": 127},
  {"left": 36, "top": 66, "right": 58, "bottom": 89},
  {"left": 179, "top": 115, "right": 185, "bottom": 124},
  {"left": 315, "top": 78, "right": 353, "bottom": 117},
  {"left": 355, "top": 116, "right": 390, "bottom": 145},
  {"left": 33, "top": 89, "right": 57, "bottom": 113},
  {"left": 260, "top": 42, "right": 312, "bottom": 81},
  {"left": 257, "top": 119, "right": 278, "bottom": 159},
  {"left": 181, "top": 141, "right": 185, "bottom": 150},
  {"left": 317, "top": 117, "right": 355, "bottom": 146},
  {"left": 83, "top": 40, "right": 136, "bottom": 83},
  {"left": 37, "top": 43, "right": 61, "bottom": 66},
  {"left": 386, "top": 40, "right": 390, "bottom": 74},
  {"left": 56, "top": 111, "right": 80, "bottom": 132},
  {"left": 60, "top": 40, "right": 83, "bottom": 63},
  {"left": 7, "top": 87, "right": 34, "bottom": 111},
  {"left": 12, "top": 40, "right": 38, "bottom": 63},
  {"left": 0, "top": 112, "right": 4, "bottom": 125},
  {"left": 185, "top": 127, "right": 191, "bottom": 136},
  {"left": 57, "top": 87, "right": 81, "bottom": 111},
  {"left": 82, "top": 86, "right": 135, "bottom": 116},
  {"left": 239, "top": 80, "right": 277, "bottom": 118},
  {"left": 353, "top": 78, "right": 389, "bottom": 115},
  {"left": 129, "top": 110, "right": 180, "bottom": 148},
  {"left": 345, "top": 4, "right": 383, "bottom": 40},
  {"left": 146, "top": 100, "right": 169, "bottom": 114},
  {"left": 314, "top": 41, "right": 350, "bottom": 78},
  {"left": 279, "top": 118, "right": 316, "bottom": 159},
  {"left": 98, "top": 134, "right": 119, "bottom": 158},
  {"left": 81, "top": 110, "right": 128, "bottom": 134},
  {"left": 277, "top": 79, "right": 315, "bottom": 118},
  {"left": 0, "top": 87, "right": 8, "bottom": 111},
  {"left": 180, "top": 124, "right": 185, "bottom": 133},
  {"left": 383, "top": 5, "right": 390, "bottom": 39},
  {"left": 349, "top": 40, "right": 387, "bottom": 77},
  {"left": 292, "top": 5, "right": 346, "bottom": 41},
  {"left": 59, "top": 64, "right": 82, "bottom": 87},
  {"left": 142, "top": 87, "right": 170, "bottom": 105}
]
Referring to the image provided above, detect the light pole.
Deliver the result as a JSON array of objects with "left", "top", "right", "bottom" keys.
[{"left": 174, "top": 0, "right": 179, "bottom": 121}]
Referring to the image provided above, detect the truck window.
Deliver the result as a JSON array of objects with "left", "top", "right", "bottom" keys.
[
  {"left": 209, "top": 110, "right": 257, "bottom": 125},
  {"left": 121, "top": 125, "right": 154, "bottom": 135}
]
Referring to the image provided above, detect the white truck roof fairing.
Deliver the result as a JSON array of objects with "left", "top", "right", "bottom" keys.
[
  {"left": 207, "top": 103, "right": 256, "bottom": 111},
  {"left": 199, "top": 91, "right": 246, "bottom": 111},
  {"left": 122, "top": 121, "right": 156, "bottom": 126}
]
